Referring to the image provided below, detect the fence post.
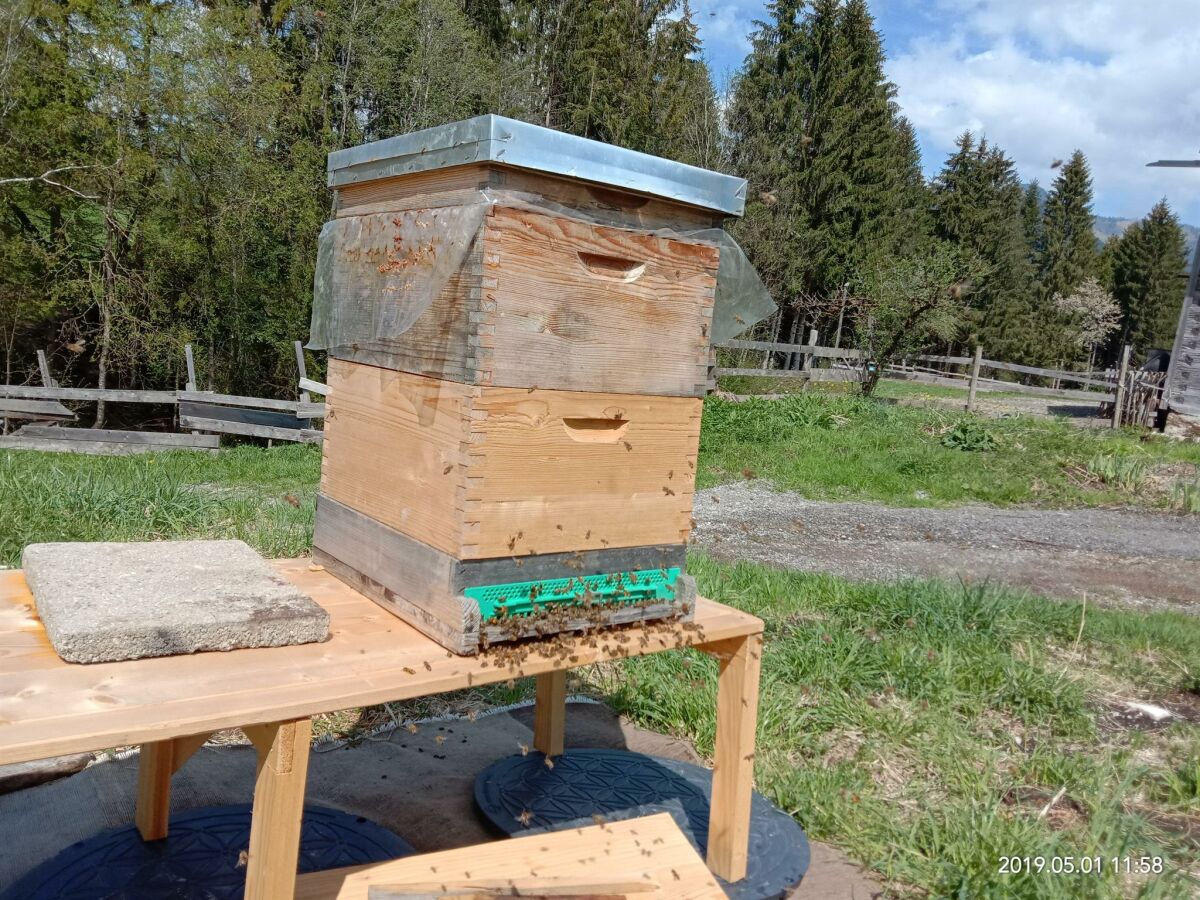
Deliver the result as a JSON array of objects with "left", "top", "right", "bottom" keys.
[
  {"left": 184, "top": 344, "right": 197, "bottom": 392},
  {"left": 293, "top": 340, "right": 310, "bottom": 404},
  {"left": 966, "top": 345, "right": 983, "bottom": 412},
  {"left": 37, "top": 349, "right": 57, "bottom": 387},
  {"left": 802, "top": 328, "right": 818, "bottom": 372},
  {"left": 1112, "top": 344, "right": 1131, "bottom": 428}
]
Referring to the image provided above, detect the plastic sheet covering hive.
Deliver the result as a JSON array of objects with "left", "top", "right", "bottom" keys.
[{"left": 308, "top": 188, "right": 774, "bottom": 364}]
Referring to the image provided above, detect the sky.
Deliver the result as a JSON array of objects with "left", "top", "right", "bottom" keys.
[{"left": 688, "top": 0, "right": 1200, "bottom": 227}]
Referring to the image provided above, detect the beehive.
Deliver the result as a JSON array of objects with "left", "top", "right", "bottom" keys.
[{"left": 311, "top": 116, "right": 750, "bottom": 654}]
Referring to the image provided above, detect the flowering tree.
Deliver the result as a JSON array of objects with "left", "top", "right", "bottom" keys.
[{"left": 1053, "top": 277, "right": 1121, "bottom": 367}]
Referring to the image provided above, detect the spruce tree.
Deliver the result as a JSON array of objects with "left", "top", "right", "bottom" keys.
[
  {"left": 930, "top": 133, "right": 1036, "bottom": 360},
  {"left": 1020, "top": 181, "right": 1042, "bottom": 260},
  {"left": 1039, "top": 150, "right": 1097, "bottom": 301},
  {"left": 727, "top": 0, "right": 931, "bottom": 338},
  {"left": 1111, "top": 200, "right": 1190, "bottom": 358}
]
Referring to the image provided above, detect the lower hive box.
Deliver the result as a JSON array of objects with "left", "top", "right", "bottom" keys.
[{"left": 313, "top": 359, "right": 701, "bottom": 653}]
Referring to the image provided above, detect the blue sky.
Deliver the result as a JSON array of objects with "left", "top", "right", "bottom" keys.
[{"left": 688, "top": 0, "right": 1200, "bottom": 227}]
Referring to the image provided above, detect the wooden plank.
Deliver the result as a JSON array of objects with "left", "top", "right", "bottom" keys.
[
  {"left": 244, "top": 718, "right": 312, "bottom": 900},
  {"left": 297, "top": 402, "right": 327, "bottom": 419},
  {"left": 18, "top": 425, "right": 220, "bottom": 448},
  {"left": 0, "top": 436, "right": 217, "bottom": 456},
  {"left": 36, "top": 350, "right": 56, "bottom": 387},
  {"left": 911, "top": 353, "right": 973, "bottom": 366},
  {"left": 177, "top": 392, "right": 301, "bottom": 413},
  {"left": 0, "top": 385, "right": 177, "bottom": 403},
  {"left": 294, "top": 814, "right": 725, "bottom": 900},
  {"left": 718, "top": 339, "right": 865, "bottom": 360},
  {"left": 966, "top": 345, "right": 983, "bottom": 412},
  {"left": 0, "top": 398, "right": 74, "bottom": 419},
  {"left": 701, "top": 632, "right": 762, "bottom": 883},
  {"left": 980, "top": 359, "right": 1111, "bottom": 389},
  {"left": 0, "top": 561, "right": 763, "bottom": 766},
  {"left": 295, "top": 341, "right": 311, "bottom": 405},
  {"left": 180, "top": 401, "right": 307, "bottom": 429},
  {"left": 482, "top": 207, "right": 717, "bottom": 396},
  {"left": 462, "top": 383, "right": 701, "bottom": 558},
  {"left": 179, "top": 416, "right": 323, "bottom": 444},
  {"left": 533, "top": 671, "right": 566, "bottom": 757},
  {"left": 299, "top": 377, "right": 329, "bottom": 397},
  {"left": 184, "top": 344, "right": 197, "bottom": 392},
  {"left": 321, "top": 361, "right": 475, "bottom": 557}
]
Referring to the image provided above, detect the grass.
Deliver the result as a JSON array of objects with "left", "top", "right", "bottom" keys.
[
  {"left": 587, "top": 555, "right": 1200, "bottom": 898},
  {"left": 0, "top": 444, "right": 320, "bottom": 566},
  {"left": 699, "top": 392, "right": 1200, "bottom": 509}
]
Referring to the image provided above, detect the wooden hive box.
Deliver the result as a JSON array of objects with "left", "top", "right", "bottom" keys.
[{"left": 311, "top": 116, "right": 749, "bottom": 654}]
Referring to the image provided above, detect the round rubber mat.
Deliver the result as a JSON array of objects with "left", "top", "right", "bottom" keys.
[
  {"left": 474, "top": 749, "right": 809, "bottom": 900},
  {"left": 1, "top": 803, "right": 414, "bottom": 900}
]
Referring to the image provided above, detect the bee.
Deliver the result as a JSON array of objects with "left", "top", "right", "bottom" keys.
[
  {"left": 517, "top": 809, "right": 534, "bottom": 825},
  {"left": 406, "top": 722, "right": 419, "bottom": 734}
]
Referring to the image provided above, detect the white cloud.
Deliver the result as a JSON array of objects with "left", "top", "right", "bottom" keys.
[{"left": 887, "top": 0, "right": 1200, "bottom": 223}]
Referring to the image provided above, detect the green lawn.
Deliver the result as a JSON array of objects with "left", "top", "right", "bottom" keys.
[
  {"left": 700, "top": 392, "right": 1200, "bottom": 509},
  {"left": 0, "top": 444, "right": 320, "bottom": 567},
  {"left": 597, "top": 556, "right": 1200, "bottom": 898}
]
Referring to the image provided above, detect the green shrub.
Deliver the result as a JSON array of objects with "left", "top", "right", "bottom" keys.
[{"left": 940, "top": 418, "right": 997, "bottom": 452}]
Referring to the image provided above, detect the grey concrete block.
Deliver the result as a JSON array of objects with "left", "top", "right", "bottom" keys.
[{"left": 22, "top": 540, "right": 330, "bottom": 664}]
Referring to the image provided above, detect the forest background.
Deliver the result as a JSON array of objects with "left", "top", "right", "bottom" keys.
[{"left": 0, "top": 0, "right": 1191, "bottom": 410}]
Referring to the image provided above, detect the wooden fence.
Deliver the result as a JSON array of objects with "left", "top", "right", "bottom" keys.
[
  {"left": 714, "top": 339, "right": 1166, "bottom": 428},
  {"left": 0, "top": 342, "right": 326, "bottom": 453}
]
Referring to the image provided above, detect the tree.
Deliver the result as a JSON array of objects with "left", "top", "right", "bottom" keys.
[
  {"left": 1110, "top": 200, "right": 1190, "bottom": 358},
  {"left": 1039, "top": 150, "right": 1097, "bottom": 303},
  {"left": 853, "top": 243, "right": 980, "bottom": 395},
  {"left": 1052, "top": 277, "right": 1120, "bottom": 368},
  {"left": 1020, "top": 181, "right": 1042, "bottom": 260},
  {"left": 930, "top": 132, "right": 1037, "bottom": 361},
  {"left": 727, "top": 0, "right": 930, "bottom": 346}
]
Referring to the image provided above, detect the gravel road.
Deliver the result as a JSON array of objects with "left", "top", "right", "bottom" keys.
[{"left": 691, "top": 482, "right": 1200, "bottom": 614}]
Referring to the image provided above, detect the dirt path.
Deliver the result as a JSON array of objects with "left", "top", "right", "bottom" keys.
[{"left": 692, "top": 482, "right": 1200, "bottom": 614}]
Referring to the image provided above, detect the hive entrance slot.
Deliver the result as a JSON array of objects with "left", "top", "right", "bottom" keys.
[
  {"left": 575, "top": 252, "right": 647, "bottom": 282},
  {"left": 562, "top": 417, "right": 629, "bottom": 443}
]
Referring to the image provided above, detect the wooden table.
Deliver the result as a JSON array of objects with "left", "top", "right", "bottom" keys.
[
  {"left": 294, "top": 813, "right": 725, "bottom": 899},
  {"left": 0, "top": 559, "right": 763, "bottom": 899}
]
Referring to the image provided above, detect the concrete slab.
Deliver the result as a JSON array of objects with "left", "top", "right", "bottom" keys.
[
  {"left": 0, "top": 701, "right": 883, "bottom": 898},
  {"left": 21, "top": 540, "right": 329, "bottom": 663}
]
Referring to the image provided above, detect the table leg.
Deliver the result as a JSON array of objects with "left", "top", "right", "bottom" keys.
[
  {"left": 135, "top": 732, "right": 212, "bottom": 841},
  {"left": 243, "top": 718, "right": 312, "bottom": 900},
  {"left": 701, "top": 631, "right": 763, "bottom": 882},
  {"left": 533, "top": 670, "right": 566, "bottom": 756}
]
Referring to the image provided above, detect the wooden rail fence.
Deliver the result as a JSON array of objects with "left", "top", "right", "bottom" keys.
[
  {"left": 0, "top": 342, "right": 327, "bottom": 453},
  {"left": 714, "top": 338, "right": 1165, "bottom": 428}
]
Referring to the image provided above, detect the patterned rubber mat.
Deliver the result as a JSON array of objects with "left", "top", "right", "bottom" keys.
[
  {"left": 474, "top": 749, "right": 809, "bottom": 900},
  {"left": 1, "top": 803, "right": 413, "bottom": 900}
]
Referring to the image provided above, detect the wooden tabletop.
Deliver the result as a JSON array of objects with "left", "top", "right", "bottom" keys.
[
  {"left": 294, "top": 813, "right": 725, "bottom": 900},
  {"left": 0, "top": 559, "right": 762, "bottom": 766}
]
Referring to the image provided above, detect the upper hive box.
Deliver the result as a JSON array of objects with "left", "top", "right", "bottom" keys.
[{"left": 314, "top": 115, "right": 747, "bottom": 397}]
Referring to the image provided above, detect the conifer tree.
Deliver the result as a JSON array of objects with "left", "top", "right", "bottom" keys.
[
  {"left": 727, "top": 0, "right": 931, "bottom": 339},
  {"left": 930, "top": 133, "right": 1036, "bottom": 360},
  {"left": 1039, "top": 150, "right": 1097, "bottom": 301},
  {"left": 1110, "top": 200, "right": 1189, "bottom": 358},
  {"left": 1020, "top": 181, "right": 1042, "bottom": 260}
]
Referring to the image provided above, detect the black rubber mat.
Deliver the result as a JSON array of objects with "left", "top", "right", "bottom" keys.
[
  {"left": 2, "top": 803, "right": 413, "bottom": 900},
  {"left": 474, "top": 749, "right": 809, "bottom": 900}
]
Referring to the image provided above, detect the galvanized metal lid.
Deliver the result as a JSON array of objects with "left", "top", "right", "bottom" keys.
[{"left": 326, "top": 115, "right": 747, "bottom": 216}]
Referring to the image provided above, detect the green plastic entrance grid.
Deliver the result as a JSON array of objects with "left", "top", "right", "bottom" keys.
[{"left": 464, "top": 568, "right": 682, "bottom": 620}]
